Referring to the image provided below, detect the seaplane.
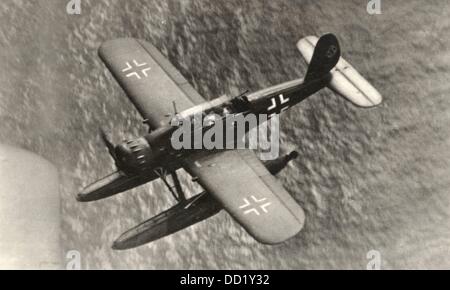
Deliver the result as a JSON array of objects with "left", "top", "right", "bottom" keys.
[{"left": 77, "top": 33, "right": 382, "bottom": 250}]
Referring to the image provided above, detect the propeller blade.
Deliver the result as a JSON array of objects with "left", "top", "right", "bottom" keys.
[{"left": 99, "top": 128, "right": 117, "bottom": 161}]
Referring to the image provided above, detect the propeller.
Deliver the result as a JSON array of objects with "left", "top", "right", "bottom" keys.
[{"left": 99, "top": 128, "right": 118, "bottom": 164}]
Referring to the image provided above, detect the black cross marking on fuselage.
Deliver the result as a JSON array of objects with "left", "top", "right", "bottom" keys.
[{"left": 266, "top": 94, "right": 290, "bottom": 117}]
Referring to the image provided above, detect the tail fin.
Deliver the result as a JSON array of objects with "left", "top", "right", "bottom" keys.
[
  {"left": 303, "top": 33, "right": 341, "bottom": 82},
  {"left": 297, "top": 34, "right": 382, "bottom": 108}
]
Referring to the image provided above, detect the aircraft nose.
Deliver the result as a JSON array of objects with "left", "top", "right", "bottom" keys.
[{"left": 114, "top": 143, "right": 132, "bottom": 164}]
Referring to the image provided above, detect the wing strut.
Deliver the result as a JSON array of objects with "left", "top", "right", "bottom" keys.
[
  {"left": 171, "top": 171, "right": 186, "bottom": 201},
  {"left": 153, "top": 168, "right": 186, "bottom": 202}
]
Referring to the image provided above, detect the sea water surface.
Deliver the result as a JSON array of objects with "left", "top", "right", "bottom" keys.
[{"left": 0, "top": 0, "right": 449, "bottom": 269}]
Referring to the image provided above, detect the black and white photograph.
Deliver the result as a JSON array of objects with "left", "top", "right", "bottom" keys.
[{"left": 0, "top": 0, "right": 449, "bottom": 274}]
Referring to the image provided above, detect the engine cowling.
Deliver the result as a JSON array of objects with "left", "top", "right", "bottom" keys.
[{"left": 114, "top": 137, "right": 155, "bottom": 174}]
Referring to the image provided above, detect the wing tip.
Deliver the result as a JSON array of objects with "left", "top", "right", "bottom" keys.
[
  {"left": 252, "top": 206, "right": 306, "bottom": 245},
  {"left": 98, "top": 38, "right": 141, "bottom": 58}
]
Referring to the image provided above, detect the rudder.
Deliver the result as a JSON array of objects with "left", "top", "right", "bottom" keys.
[
  {"left": 297, "top": 33, "right": 382, "bottom": 107},
  {"left": 302, "top": 33, "right": 341, "bottom": 82}
]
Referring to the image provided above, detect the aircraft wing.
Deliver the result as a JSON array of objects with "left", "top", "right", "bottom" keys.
[
  {"left": 183, "top": 150, "right": 305, "bottom": 244},
  {"left": 98, "top": 38, "right": 205, "bottom": 129}
]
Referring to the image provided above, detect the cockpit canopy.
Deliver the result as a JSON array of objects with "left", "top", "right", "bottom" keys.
[{"left": 169, "top": 93, "right": 251, "bottom": 126}]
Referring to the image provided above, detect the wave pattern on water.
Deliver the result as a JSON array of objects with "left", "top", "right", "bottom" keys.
[{"left": 0, "top": 0, "right": 449, "bottom": 269}]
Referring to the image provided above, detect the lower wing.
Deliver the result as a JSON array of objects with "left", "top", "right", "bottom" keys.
[{"left": 183, "top": 150, "right": 305, "bottom": 244}]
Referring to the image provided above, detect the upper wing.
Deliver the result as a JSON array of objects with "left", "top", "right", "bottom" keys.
[
  {"left": 183, "top": 150, "right": 305, "bottom": 244},
  {"left": 99, "top": 38, "right": 205, "bottom": 129}
]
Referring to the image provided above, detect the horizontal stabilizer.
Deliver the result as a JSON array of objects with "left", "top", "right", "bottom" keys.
[{"left": 297, "top": 35, "right": 382, "bottom": 107}]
